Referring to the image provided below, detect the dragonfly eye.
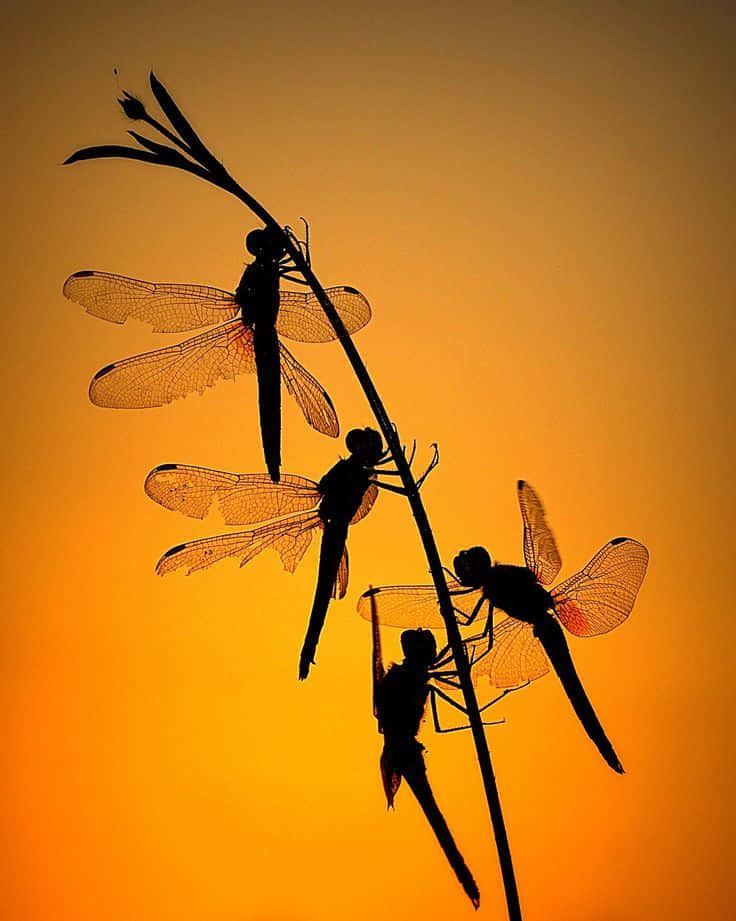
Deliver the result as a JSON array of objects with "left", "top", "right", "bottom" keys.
[
  {"left": 245, "top": 228, "right": 266, "bottom": 256},
  {"left": 401, "top": 629, "right": 437, "bottom": 666},
  {"left": 245, "top": 226, "right": 285, "bottom": 258},
  {"left": 454, "top": 546, "right": 492, "bottom": 585},
  {"left": 346, "top": 426, "right": 384, "bottom": 464}
]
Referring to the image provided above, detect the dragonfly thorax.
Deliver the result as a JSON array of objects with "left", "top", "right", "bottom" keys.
[
  {"left": 235, "top": 256, "right": 281, "bottom": 324},
  {"left": 375, "top": 660, "right": 431, "bottom": 742},
  {"left": 235, "top": 227, "right": 287, "bottom": 320},
  {"left": 486, "top": 563, "right": 553, "bottom": 623},
  {"left": 318, "top": 456, "right": 371, "bottom": 524}
]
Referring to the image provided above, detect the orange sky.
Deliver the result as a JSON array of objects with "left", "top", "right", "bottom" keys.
[{"left": 3, "top": 3, "right": 734, "bottom": 920}]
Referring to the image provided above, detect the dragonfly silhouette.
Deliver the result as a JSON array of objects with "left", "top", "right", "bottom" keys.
[
  {"left": 145, "top": 427, "right": 438, "bottom": 679},
  {"left": 63, "top": 224, "right": 371, "bottom": 481},
  {"left": 370, "top": 594, "right": 520, "bottom": 907},
  {"left": 359, "top": 480, "right": 649, "bottom": 773}
]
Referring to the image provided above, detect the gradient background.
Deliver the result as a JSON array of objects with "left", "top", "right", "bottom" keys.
[{"left": 3, "top": 3, "right": 734, "bottom": 919}]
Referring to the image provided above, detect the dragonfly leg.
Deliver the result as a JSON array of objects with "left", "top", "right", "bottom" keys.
[
  {"left": 279, "top": 272, "right": 311, "bottom": 285},
  {"left": 373, "top": 480, "right": 410, "bottom": 496},
  {"left": 429, "top": 686, "right": 504, "bottom": 733},
  {"left": 300, "top": 217, "right": 312, "bottom": 267},
  {"left": 465, "top": 630, "right": 496, "bottom": 668},
  {"left": 462, "top": 607, "right": 495, "bottom": 664},
  {"left": 431, "top": 672, "right": 462, "bottom": 691},
  {"left": 373, "top": 438, "right": 416, "bottom": 470},
  {"left": 463, "top": 596, "right": 489, "bottom": 628},
  {"left": 434, "top": 613, "right": 475, "bottom": 666},
  {"left": 283, "top": 219, "right": 312, "bottom": 268},
  {"left": 374, "top": 443, "right": 439, "bottom": 492},
  {"left": 372, "top": 454, "right": 395, "bottom": 467},
  {"left": 415, "top": 443, "right": 439, "bottom": 490},
  {"left": 487, "top": 682, "right": 531, "bottom": 705},
  {"left": 434, "top": 646, "right": 454, "bottom": 667}
]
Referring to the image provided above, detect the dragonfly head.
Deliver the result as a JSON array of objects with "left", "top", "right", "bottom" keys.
[
  {"left": 346, "top": 427, "right": 384, "bottom": 466},
  {"left": 245, "top": 225, "right": 286, "bottom": 260},
  {"left": 454, "top": 546, "right": 493, "bottom": 587},
  {"left": 400, "top": 629, "right": 437, "bottom": 668}
]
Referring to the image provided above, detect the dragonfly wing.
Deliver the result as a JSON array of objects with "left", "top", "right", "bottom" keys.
[
  {"left": 90, "top": 319, "right": 255, "bottom": 408},
  {"left": 517, "top": 480, "right": 562, "bottom": 585},
  {"left": 333, "top": 545, "right": 349, "bottom": 599},
  {"left": 63, "top": 271, "right": 239, "bottom": 332},
  {"left": 275, "top": 286, "right": 371, "bottom": 342},
  {"left": 371, "top": 589, "right": 385, "bottom": 718},
  {"left": 279, "top": 341, "right": 339, "bottom": 436},
  {"left": 357, "top": 580, "right": 484, "bottom": 629},
  {"left": 350, "top": 483, "right": 379, "bottom": 524},
  {"left": 145, "top": 464, "right": 320, "bottom": 524},
  {"left": 471, "top": 617, "right": 550, "bottom": 688},
  {"left": 156, "top": 510, "right": 321, "bottom": 576},
  {"left": 551, "top": 537, "right": 648, "bottom": 637}
]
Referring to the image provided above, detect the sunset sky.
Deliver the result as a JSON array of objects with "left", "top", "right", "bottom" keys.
[{"left": 4, "top": 3, "right": 734, "bottom": 920}]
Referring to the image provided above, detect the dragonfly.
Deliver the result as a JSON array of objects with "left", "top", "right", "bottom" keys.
[
  {"left": 146, "top": 427, "right": 438, "bottom": 679},
  {"left": 370, "top": 593, "right": 520, "bottom": 907},
  {"left": 359, "top": 480, "right": 649, "bottom": 773},
  {"left": 63, "top": 223, "right": 371, "bottom": 481}
]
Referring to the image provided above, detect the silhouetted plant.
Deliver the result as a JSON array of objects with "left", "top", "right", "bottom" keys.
[{"left": 65, "top": 72, "right": 524, "bottom": 920}]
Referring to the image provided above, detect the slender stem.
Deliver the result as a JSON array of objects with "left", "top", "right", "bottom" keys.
[
  {"left": 293, "top": 254, "right": 523, "bottom": 921},
  {"left": 68, "top": 94, "right": 523, "bottom": 921},
  {"left": 212, "top": 171, "right": 523, "bottom": 920}
]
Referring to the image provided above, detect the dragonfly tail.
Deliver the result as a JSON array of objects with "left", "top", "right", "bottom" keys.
[
  {"left": 402, "top": 756, "right": 480, "bottom": 908},
  {"left": 299, "top": 521, "right": 348, "bottom": 680},
  {"left": 379, "top": 749, "right": 401, "bottom": 809},
  {"left": 255, "top": 328, "right": 281, "bottom": 483},
  {"left": 536, "top": 615, "right": 625, "bottom": 773}
]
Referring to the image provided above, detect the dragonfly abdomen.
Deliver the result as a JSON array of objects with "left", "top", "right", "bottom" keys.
[
  {"left": 534, "top": 614, "right": 624, "bottom": 773},
  {"left": 298, "top": 517, "right": 350, "bottom": 680},
  {"left": 254, "top": 324, "right": 282, "bottom": 482}
]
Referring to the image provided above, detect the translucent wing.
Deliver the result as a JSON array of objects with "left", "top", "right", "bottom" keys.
[
  {"left": 90, "top": 319, "right": 255, "bottom": 408},
  {"left": 350, "top": 483, "right": 379, "bottom": 524},
  {"left": 279, "top": 342, "right": 339, "bottom": 436},
  {"left": 333, "top": 546, "right": 349, "bottom": 600},
  {"left": 63, "top": 271, "right": 239, "bottom": 332},
  {"left": 156, "top": 510, "right": 321, "bottom": 576},
  {"left": 275, "top": 286, "right": 371, "bottom": 342},
  {"left": 551, "top": 537, "right": 648, "bottom": 637},
  {"left": 470, "top": 618, "right": 550, "bottom": 689},
  {"left": 357, "top": 581, "right": 485, "bottom": 629},
  {"left": 517, "top": 480, "right": 562, "bottom": 585},
  {"left": 145, "top": 464, "right": 320, "bottom": 524},
  {"left": 371, "top": 591, "right": 385, "bottom": 718}
]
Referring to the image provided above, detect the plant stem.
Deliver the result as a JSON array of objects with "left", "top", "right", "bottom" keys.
[
  {"left": 67, "top": 92, "right": 524, "bottom": 921},
  {"left": 290, "top": 248, "right": 523, "bottom": 921},
  {"left": 211, "top": 172, "right": 523, "bottom": 921}
]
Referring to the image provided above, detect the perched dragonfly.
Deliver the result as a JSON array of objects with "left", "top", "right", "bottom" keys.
[
  {"left": 146, "top": 428, "right": 438, "bottom": 679},
  {"left": 63, "top": 224, "right": 371, "bottom": 481},
  {"left": 370, "top": 594, "right": 519, "bottom": 907},
  {"left": 359, "top": 480, "right": 649, "bottom": 773}
]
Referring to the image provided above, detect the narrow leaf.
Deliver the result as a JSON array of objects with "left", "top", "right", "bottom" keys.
[
  {"left": 63, "top": 145, "right": 163, "bottom": 166},
  {"left": 127, "top": 130, "right": 196, "bottom": 169},
  {"left": 149, "top": 72, "right": 219, "bottom": 170}
]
